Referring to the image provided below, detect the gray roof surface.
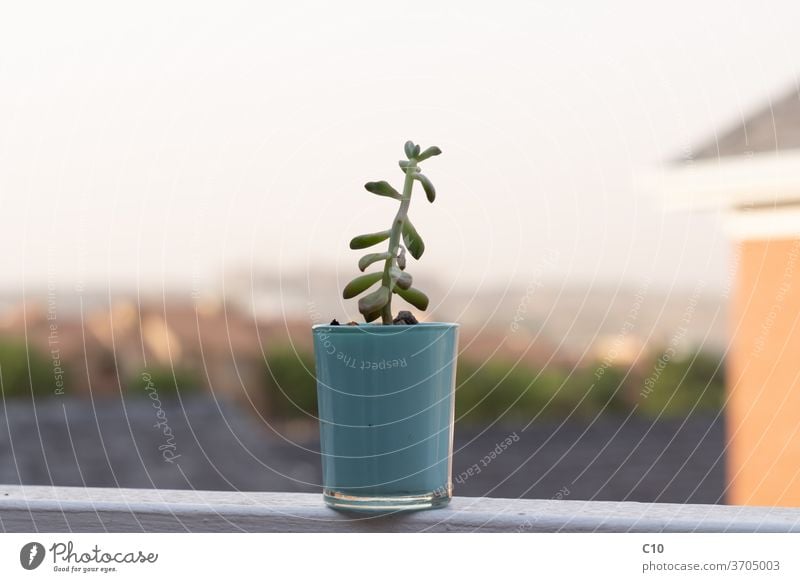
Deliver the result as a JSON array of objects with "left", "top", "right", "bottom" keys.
[
  {"left": 688, "top": 85, "right": 800, "bottom": 161},
  {"left": 0, "top": 397, "right": 725, "bottom": 504}
]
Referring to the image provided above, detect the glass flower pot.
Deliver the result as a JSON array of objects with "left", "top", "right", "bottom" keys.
[{"left": 312, "top": 322, "right": 459, "bottom": 512}]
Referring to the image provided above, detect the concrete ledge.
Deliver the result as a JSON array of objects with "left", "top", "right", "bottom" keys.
[{"left": 1, "top": 486, "right": 799, "bottom": 532}]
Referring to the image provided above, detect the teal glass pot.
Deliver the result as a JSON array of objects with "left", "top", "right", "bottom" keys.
[{"left": 312, "top": 323, "right": 459, "bottom": 511}]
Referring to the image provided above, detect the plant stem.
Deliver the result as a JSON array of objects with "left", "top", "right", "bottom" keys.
[{"left": 380, "top": 160, "right": 418, "bottom": 323}]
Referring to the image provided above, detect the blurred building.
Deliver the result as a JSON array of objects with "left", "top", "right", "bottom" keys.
[
  {"left": 0, "top": 294, "right": 267, "bottom": 410},
  {"left": 660, "top": 85, "right": 800, "bottom": 506}
]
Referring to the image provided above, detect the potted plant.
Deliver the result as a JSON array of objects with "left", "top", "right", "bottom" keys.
[{"left": 312, "top": 141, "right": 459, "bottom": 511}]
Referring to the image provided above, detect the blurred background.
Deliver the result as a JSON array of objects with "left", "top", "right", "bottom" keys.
[{"left": 1, "top": 0, "right": 799, "bottom": 505}]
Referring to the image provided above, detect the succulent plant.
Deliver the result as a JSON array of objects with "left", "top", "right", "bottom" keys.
[{"left": 343, "top": 140, "right": 442, "bottom": 324}]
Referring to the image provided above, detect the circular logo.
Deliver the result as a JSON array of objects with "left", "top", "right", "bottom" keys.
[{"left": 19, "top": 542, "right": 46, "bottom": 570}]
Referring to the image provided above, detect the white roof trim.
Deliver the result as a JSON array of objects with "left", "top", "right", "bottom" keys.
[
  {"left": 650, "top": 150, "right": 800, "bottom": 212},
  {"left": 724, "top": 207, "right": 800, "bottom": 240}
]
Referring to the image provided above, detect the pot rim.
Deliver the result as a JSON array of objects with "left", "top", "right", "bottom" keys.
[{"left": 312, "top": 322, "right": 459, "bottom": 333}]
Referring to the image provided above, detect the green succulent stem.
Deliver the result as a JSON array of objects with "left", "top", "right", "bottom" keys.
[
  {"left": 380, "top": 159, "right": 418, "bottom": 323},
  {"left": 345, "top": 140, "right": 440, "bottom": 323}
]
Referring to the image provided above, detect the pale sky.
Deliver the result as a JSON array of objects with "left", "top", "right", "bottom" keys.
[{"left": 1, "top": 1, "right": 799, "bottom": 297}]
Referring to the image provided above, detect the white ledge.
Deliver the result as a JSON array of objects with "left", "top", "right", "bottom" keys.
[
  {"left": 2, "top": 486, "right": 800, "bottom": 532},
  {"left": 650, "top": 151, "right": 800, "bottom": 212}
]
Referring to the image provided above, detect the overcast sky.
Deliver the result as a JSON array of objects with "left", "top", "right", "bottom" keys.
[{"left": 1, "top": 1, "right": 799, "bottom": 298}]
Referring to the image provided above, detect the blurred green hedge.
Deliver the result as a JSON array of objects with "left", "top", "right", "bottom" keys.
[
  {"left": 0, "top": 339, "right": 724, "bottom": 423},
  {"left": 263, "top": 348, "right": 318, "bottom": 419},
  {"left": 260, "top": 348, "right": 725, "bottom": 423},
  {"left": 126, "top": 367, "right": 203, "bottom": 399},
  {"left": 455, "top": 350, "right": 724, "bottom": 422},
  {"left": 0, "top": 340, "right": 61, "bottom": 398}
]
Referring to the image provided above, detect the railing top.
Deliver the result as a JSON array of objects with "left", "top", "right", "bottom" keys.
[{"left": 2, "top": 486, "right": 799, "bottom": 533}]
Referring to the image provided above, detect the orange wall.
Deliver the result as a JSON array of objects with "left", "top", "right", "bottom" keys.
[{"left": 729, "top": 238, "right": 800, "bottom": 506}]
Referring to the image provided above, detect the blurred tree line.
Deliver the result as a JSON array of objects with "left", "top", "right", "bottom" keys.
[
  {"left": 0, "top": 339, "right": 201, "bottom": 400},
  {"left": 1, "top": 339, "right": 724, "bottom": 423},
  {"left": 261, "top": 348, "right": 725, "bottom": 422}
]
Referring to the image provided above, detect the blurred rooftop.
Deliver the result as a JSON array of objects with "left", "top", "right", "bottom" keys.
[{"left": 0, "top": 397, "right": 725, "bottom": 504}]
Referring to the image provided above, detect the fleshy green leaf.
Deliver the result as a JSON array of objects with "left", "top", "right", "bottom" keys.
[
  {"left": 396, "top": 271, "right": 412, "bottom": 290},
  {"left": 397, "top": 246, "right": 407, "bottom": 270},
  {"left": 358, "top": 286, "right": 390, "bottom": 316},
  {"left": 398, "top": 160, "right": 419, "bottom": 174},
  {"left": 358, "top": 252, "right": 391, "bottom": 272},
  {"left": 414, "top": 174, "right": 435, "bottom": 203},
  {"left": 388, "top": 266, "right": 412, "bottom": 290},
  {"left": 416, "top": 146, "right": 442, "bottom": 162},
  {"left": 364, "top": 181, "right": 401, "bottom": 200},
  {"left": 402, "top": 219, "right": 425, "bottom": 260},
  {"left": 404, "top": 141, "right": 416, "bottom": 159},
  {"left": 394, "top": 286, "right": 429, "bottom": 311},
  {"left": 350, "top": 230, "right": 391, "bottom": 250},
  {"left": 363, "top": 309, "right": 382, "bottom": 322},
  {"left": 342, "top": 272, "right": 383, "bottom": 299}
]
